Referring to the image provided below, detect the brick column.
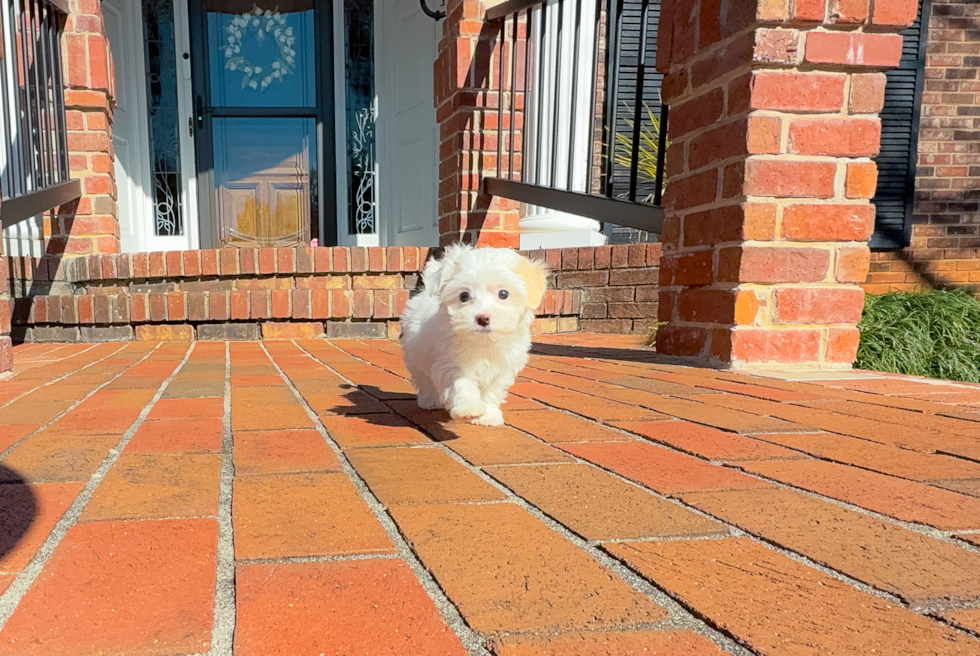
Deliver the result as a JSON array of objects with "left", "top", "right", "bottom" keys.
[
  {"left": 655, "top": 0, "right": 917, "bottom": 369},
  {"left": 434, "top": 0, "right": 521, "bottom": 248},
  {"left": 56, "top": 0, "right": 119, "bottom": 256}
]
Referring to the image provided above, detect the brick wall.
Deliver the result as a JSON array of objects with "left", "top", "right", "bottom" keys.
[
  {"left": 541, "top": 243, "right": 661, "bottom": 334},
  {"left": 866, "top": 0, "right": 980, "bottom": 293},
  {"left": 654, "top": 0, "right": 915, "bottom": 369},
  {"left": 434, "top": 0, "right": 523, "bottom": 248},
  {"left": 2, "top": 246, "right": 662, "bottom": 342},
  {"left": 58, "top": 0, "right": 120, "bottom": 257}
]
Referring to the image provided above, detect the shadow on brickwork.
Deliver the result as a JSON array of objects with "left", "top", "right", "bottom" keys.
[
  {"left": 329, "top": 386, "right": 462, "bottom": 443},
  {"left": 7, "top": 199, "right": 79, "bottom": 344},
  {"left": 889, "top": 246, "right": 980, "bottom": 296},
  {"left": 530, "top": 342, "right": 660, "bottom": 364},
  {"left": 0, "top": 465, "right": 37, "bottom": 563}
]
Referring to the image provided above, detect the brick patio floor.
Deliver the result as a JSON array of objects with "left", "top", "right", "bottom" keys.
[{"left": 0, "top": 335, "right": 979, "bottom": 655}]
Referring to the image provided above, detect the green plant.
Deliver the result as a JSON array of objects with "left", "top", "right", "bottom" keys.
[
  {"left": 856, "top": 290, "right": 980, "bottom": 383},
  {"left": 645, "top": 322, "right": 666, "bottom": 348},
  {"left": 611, "top": 103, "right": 668, "bottom": 203}
]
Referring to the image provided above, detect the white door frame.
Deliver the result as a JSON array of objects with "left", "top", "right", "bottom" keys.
[
  {"left": 155, "top": 0, "right": 201, "bottom": 252},
  {"left": 332, "top": 0, "right": 379, "bottom": 247},
  {"left": 106, "top": 0, "right": 199, "bottom": 253},
  {"left": 375, "top": 0, "right": 440, "bottom": 247},
  {"left": 103, "top": 0, "right": 153, "bottom": 254}
]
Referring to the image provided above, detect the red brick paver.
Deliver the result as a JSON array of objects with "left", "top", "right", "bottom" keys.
[
  {"left": 1, "top": 335, "right": 979, "bottom": 654},
  {"left": 0, "top": 519, "right": 217, "bottom": 656},
  {"left": 235, "top": 560, "right": 468, "bottom": 656},
  {"left": 606, "top": 538, "right": 978, "bottom": 655}
]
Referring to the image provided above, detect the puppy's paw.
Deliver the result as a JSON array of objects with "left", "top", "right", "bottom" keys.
[
  {"left": 471, "top": 407, "right": 504, "bottom": 427},
  {"left": 417, "top": 395, "right": 441, "bottom": 410},
  {"left": 450, "top": 398, "right": 486, "bottom": 421}
]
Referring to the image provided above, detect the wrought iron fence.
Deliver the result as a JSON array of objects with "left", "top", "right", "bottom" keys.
[
  {"left": 0, "top": 0, "right": 80, "bottom": 228},
  {"left": 483, "top": 0, "right": 666, "bottom": 235}
]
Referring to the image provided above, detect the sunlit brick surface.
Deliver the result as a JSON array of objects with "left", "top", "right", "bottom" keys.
[{"left": 0, "top": 335, "right": 979, "bottom": 654}]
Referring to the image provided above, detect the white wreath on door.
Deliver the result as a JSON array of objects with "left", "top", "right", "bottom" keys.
[{"left": 224, "top": 5, "right": 297, "bottom": 91}]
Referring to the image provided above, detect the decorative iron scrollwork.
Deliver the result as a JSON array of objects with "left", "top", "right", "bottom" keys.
[{"left": 419, "top": 0, "right": 446, "bottom": 20}]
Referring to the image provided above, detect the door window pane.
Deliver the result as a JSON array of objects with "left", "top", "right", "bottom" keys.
[
  {"left": 343, "top": 0, "right": 375, "bottom": 234},
  {"left": 143, "top": 0, "right": 183, "bottom": 236},
  {"left": 213, "top": 117, "right": 316, "bottom": 247},
  {"left": 207, "top": 0, "right": 315, "bottom": 108}
]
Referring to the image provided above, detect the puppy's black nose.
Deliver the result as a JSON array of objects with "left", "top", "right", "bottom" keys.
[{"left": 476, "top": 314, "right": 491, "bottom": 327}]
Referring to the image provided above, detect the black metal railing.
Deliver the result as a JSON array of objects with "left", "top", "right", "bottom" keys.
[
  {"left": 484, "top": 0, "right": 666, "bottom": 235},
  {"left": 0, "top": 0, "right": 80, "bottom": 229}
]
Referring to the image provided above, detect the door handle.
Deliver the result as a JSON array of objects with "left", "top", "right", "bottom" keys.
[{"left": 196, "top": 96, "right": 205, "bottom": 129}]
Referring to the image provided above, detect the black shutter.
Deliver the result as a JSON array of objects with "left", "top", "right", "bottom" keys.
[
  {"left": 871, "top": 0, "right": 931, "bottom": 249},
  {"left": 606, "top": 0, "right": 663, "bottom": 244}
]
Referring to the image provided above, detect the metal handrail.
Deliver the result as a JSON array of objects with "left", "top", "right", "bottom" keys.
[
  {"left": 486, "top": 0, "right": 545, "bottom": 21},
  {"left": 0, "top": 0, "right": 78, "bottom": 227},
  {"left": 482, "top": 0, "right": 666, "bottom": 236}
]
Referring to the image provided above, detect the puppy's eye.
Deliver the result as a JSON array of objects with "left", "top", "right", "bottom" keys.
[
  {"left": 459, "top": 292, "right": 471, "bottom": 303},
  {"left": 498, "top": 290, "right": 509, "bottom": 300}
]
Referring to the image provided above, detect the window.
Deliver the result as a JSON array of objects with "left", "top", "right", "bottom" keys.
[
  {"left": 142, "top": 0, "right": 184, "bottom": 237},
  {"left": 605, "top": 0, "right": 663, "bottom": 244},
  {"left": 342, "top": 0, "right": 376, "bottom": 236}
]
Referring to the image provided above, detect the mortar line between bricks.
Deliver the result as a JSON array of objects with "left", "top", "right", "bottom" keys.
[
  {"left": 326, "top": 341, "right": 980, "bottom": 632},
  {"left": 6, "top": 342, "right": 94, "bottom": 362},
  {"left": 312, "top": 341, "right": 754, "bottom": 656},
  {"left": 509, "top": 417, "right": 961, "bottom": 614},
  {"left": 934, "top": 599, "right": 980, "bottom": 616},
  {"left": 746, "top": 434, "right": 980, "bottom": 488},
  {"left": 323, "top": 341, "right": 757, "bottom": 531},
  {"left": 726, "top": 463, "right": 980, "bottom": 548},
  {"left": 545, "top": 445, "right": 946, "bottom": 612},
  {"left": 0, "top": 343, "right": 111, "bottom": 409},
  {"left": 595, "top": 534, "right": 735, "bottom": 545},
  {"left": 0, "top": 341, "right": 188, "bottom": 631},
  {"left": 0, "top": 342, "right": 156, "bottom": 462},
  {"left": 328, "top": 341, "right": 980, "bottom": 545},
  {"left": 207, "top": 342, "right": 236, "bottom": 656},
  {"left": 465, "top": 359, "right": 822, "bottom": 445},
  {"left": 527, "top": 358, "right": 980, "bottom": 430},
  {"left": 315, "top": 344, "right": 762, "bottom": 543},
  {"left": 937, "top": 449, "right": 980, "bottom": 466},
  {"left": 705, "top": 475, "right": 980, "bottom": 611},
  {"left": 236, "top": 553, "right": 402, "bottom": 566},
  {"left": 262, "top": 341, "right": 494, "bottom": 656},
  {"left": 474, "top": 364, "right": 980, "bottom": 546}
]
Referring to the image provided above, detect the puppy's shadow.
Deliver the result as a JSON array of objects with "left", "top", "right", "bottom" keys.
[
  {"left": 351, "top": 384, "right": 416, "bottom": 403},
  {"left": 328, "top": 387, "right": 462, "bottom": 443},
  {"left": 0, "top": 465, "right": 37, "bottom": 562}
]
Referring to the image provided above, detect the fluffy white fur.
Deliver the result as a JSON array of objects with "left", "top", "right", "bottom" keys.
[{"left": 400, "top": 244, "right": 549, "bottom": 427}]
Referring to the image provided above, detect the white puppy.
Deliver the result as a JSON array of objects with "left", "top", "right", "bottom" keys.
[{"left": 400, "top": 243, "right": 549, "bottom": 427}]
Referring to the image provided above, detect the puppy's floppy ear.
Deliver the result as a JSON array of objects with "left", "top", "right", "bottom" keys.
[
  {"left": 422, "top": 243, "right": 470, "bottom": 294},
  {"left": 515, "top": 256, "right": 549, "bottom": 310}
]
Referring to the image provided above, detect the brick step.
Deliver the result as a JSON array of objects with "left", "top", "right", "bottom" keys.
[
  {"left": 5, "top": 244, "right": 661, "bottom": 342},
  {"left": 11, "top": 287, "right": 581, "bottom": 343}
]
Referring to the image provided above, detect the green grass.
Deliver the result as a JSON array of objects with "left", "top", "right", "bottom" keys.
[
  {"left": 856, "top": 290, "right": 980, "bottom": 383},
  {"left": 644, "top": 322, "right": 665, "bottom": 348}
]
